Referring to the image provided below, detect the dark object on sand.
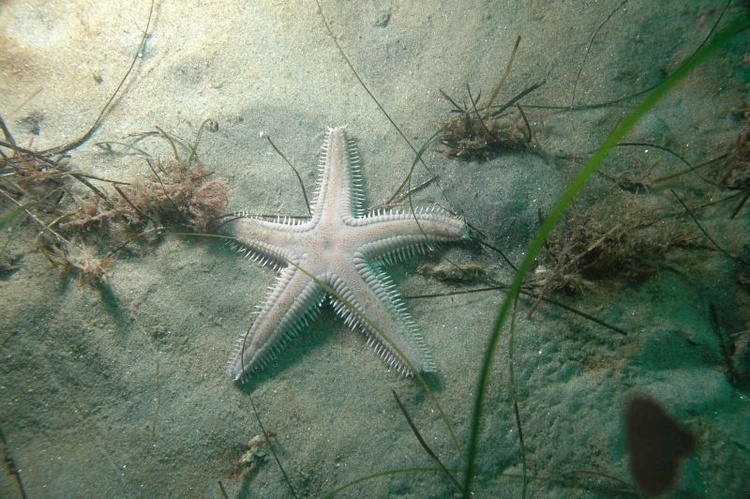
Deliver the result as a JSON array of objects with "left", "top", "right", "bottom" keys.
[{"left": 625, "top": 396, "right": 696, "bottom": 496}]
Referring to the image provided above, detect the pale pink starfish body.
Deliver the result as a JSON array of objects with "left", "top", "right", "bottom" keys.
[{"left": 227, "top": 127, "right": 467, "bottom": 382}]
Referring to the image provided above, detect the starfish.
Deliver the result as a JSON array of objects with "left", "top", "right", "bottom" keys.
[{"left": 226, "top": 127, "right": 468, "bottom": 382}]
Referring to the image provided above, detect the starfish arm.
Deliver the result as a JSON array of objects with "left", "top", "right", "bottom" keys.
[
  {"left": 328, "top": 260, "right": 436, "bottom": 375},
  {"left": 228, "top": 264, "right": 326, "bottom": 381},
  {"left": 312, "top": 127, "right": 365, "bottom": 222},
  {"left": 353, "top": 207, "right": 467, "bottom": 263},
  {"left": 228, "top": 216, "right": 309, "bottom": 270}
]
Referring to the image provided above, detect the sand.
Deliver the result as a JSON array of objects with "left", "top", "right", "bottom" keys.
[{"left": 1, "top": 1, "right": 749, "bottom": 497}]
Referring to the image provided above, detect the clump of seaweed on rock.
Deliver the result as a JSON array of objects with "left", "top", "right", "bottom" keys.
[
  {"left": 717, "top": 114, "right": 750, "bottom": 218},
  {"left": 530, "top": 195, "right": 681, "bottom": 297},
  {"left": 1, "top": 117, "right": 228, "bottom": 287},
  {"left": 105, "top": 156, "right": 229, "bottom": 234},
  {"left": 436, "top": 36, "right": 544, "bottom": 160}
]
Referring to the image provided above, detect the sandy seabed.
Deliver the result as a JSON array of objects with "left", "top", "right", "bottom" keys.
[{"left": 1, "top": 1, "right": 749, "bottom": 497}]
